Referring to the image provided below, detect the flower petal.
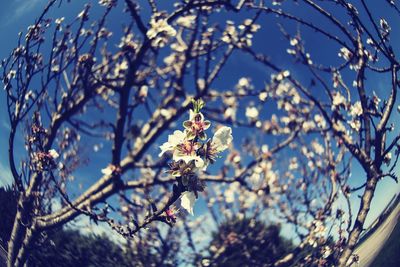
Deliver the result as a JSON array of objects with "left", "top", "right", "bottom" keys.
[
  {"left": 211, "top": 126, "right": 233, "bottom": 153},
  {"left": 183, "top": 120, "right": 193, "bottom": 129},
  {"left": 180, "top": 191, "right": 196, "bottom": 216},
  {"left": 48, "top": 149, "right": 59, "bottom": 159},
  {"left": 159, "top": 130, "right": 186, "bottom": 157},
  {"left": 194, "top": 157, "right": 204, "bottom": 169},
  {"left": 203, "top": 120, "right": 211, "bottom": 130}
]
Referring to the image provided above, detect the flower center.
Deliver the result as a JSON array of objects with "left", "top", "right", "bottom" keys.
[
  {"left": 192, "top": 121, "right": 204, "bottom": 133},
  {"left": 181, "top": 141, "right": 196, "bottom": 155}
]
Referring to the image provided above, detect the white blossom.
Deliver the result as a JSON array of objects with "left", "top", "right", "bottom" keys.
[
  {"left": 48, "top": 149, "right": 59, "bottom": 159},
  {"left": 51, "top": 65, "right": 60, "bottom": 73},
  {"left": 224, "top": 107, "right": 236, "bottom": 120},
  {"left": 349, "top": 119, "right": 361, "bottom": 131},
  {"left": 238, "top": 77, "right": 251, "bottom": 89},
  {"left": 338, "top": 47, "right": 352, "bottom": 61},
  {"left": 244, "top": 192, "right": 257, "bottom": 208},
  {"left": 147, "top": 15, "right": 177, "bottom": 48},
  {"left": 323, "top": 246, "right": 332, "bottom": 258},
  {"left": 302, "top": 121, "right": 316, "bottom": 132},
  {"left": 77, "top": 10, "right": 87, "bottom": 20},
  {"left": 380, "top": 18, "right": 390, "bottom": 32},
  {"left": 176, "top": 15, "right": 196, "bottom": 28},
  {"left": 272, "top": 0, "right": 285, "bottom": 6},
  {"left": 211, "top": 126, "right": 233, "bottom": 153},
  {"left": 139, "top": 85, "right": 148, "bottom": 98},
  {"left": 314, "top": 114, "right": 326, "bottom": 128},
  {"left": 55, "top": 17, "right": 65, "bottom": 25},
  {"left": 118, "top": 33, "right": 135, "bottom": 49},
  {"left": 197, "top": 78, "right": 206, "bottom": 91},
  {"left": 259, "top": 91, "right": 268, "bottom": 101},
  {"left": 287, "top": 48, "right": 296, "bottom": 55},
  {"left": 180, "top": 191, "right": 196, "bottom": 215},
  {"left": 221, "top": 22, "right": 238, "bottom": 44},
  {"left": 372, "top": 91, "right": 381, "bottom": 109},
  {"left": 261, "top": 145, "right": 269, "bottom": 154},
  {"left": 174, "top": 153, "right": 205, "bottom": 169},
  {"left": 98, "top": 0, "right": 116, "bottom": 7},
  {"left": 289, "top": 158, "right": 298, "bottom": 170},
  {"left": 114, "top": 60, "right": 128, "bottom": 75},
  {"left": 6, "top": 70, "right": 17, "bottom": 81},
  {"left": 160, "top": 108, "right": 173, "bottom": 119},
  {"left": 312, "top": 141, "right": 324, "bottom": 155},
  {"left": 225, "top": 189, "right": 235, "bottom": 204},
  {"left": 275, "top": 82, "right": 291, "bottom": 96},
  {"left": 384, "top": 152, "right": 392, "bottom": 165},
  {"left": 171, "top": 39, "right": 187, "bottom": 52},
  {"left": 101, "top": 165, "right": 113, "bottom": 176},
  {"left": 246, "top": 106, "right": 259, "bottom": 120},
  {"left": 332, "top": 92, "right": 346, "bottom": 109},
  {"left": 290, "top": 38, "right": 298, "bottom": 46},
  {"left": 334, "top": 121, "right": 347, "bottom": 133},
  {"left": 159, "top": 130, "right": 186, "bottom": 157},
  {"left": 350, "top": 101, "right": 363, "bottom": 117}
]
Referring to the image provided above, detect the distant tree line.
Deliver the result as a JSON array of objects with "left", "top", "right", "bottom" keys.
[
  {"left": 0, "top": 186, "right": 131, "bottom": 267},
  {"left": 0, "top": 186, "right": 296, "bottom": 266}
]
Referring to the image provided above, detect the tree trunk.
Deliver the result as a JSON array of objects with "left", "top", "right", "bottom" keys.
[
  {"left": 7, "top": 196, "right": 34, "bottom": 267},
  {"left": 337, "top": 174, "right": 378, "bottom": 266},
  {"left": 13, "top": 228, "right": 35, "bottom": 267},
  {"left": 7, "top": 203, "right": 24, "bottom": 267}
]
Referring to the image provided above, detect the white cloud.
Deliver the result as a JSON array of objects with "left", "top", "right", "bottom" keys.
[
  {"left": 14, "top": 0, "right": 44, "bottom": 19},
  {"left": 0, "top": 0, "right": 44, "bottom": 27},
  {"left": 2, "top": 120, "right": 10, "bottom": 131},
  {"left": 0, "top": 161, "right": 13, "bottom": 187}
]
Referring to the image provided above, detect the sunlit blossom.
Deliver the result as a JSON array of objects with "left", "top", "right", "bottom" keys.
[
  {"left": 147, "top": 14, "right": 177, "bottom": 48},
  {"left": 211, "top": 126, "right": 233, "bottom": 153},
  {"left": 259, "top": 91, "right": 268, "bottom": 101},
  {"left": 350, "top": 101, "right": 363, "bottom": 117},
  {"left": 180, "top": 191, "right": 196, "bottom": 216},
  {"left": 176, "top": 15, "right": 196, "bottom": 28},
  {"left": 349, "top": 119, "right": 361, "bottom": 131},
  {"left": 48, "top": 149, "right": 59, "bottom": 159},
  {"left": 158, "top": 99, "right": 232, "bottom": 217},
  {"left": 246, "top": 106, "right": 259, "bottom": 120},
  {"left": 159, "top": 130, "right": 186, "bottom": 157},
  {"left": 183, "top": 110, "right": 211, "bottom": 140},
  {"left": 173, "top": 142, "right": 205, "bottom": 168},
  {"left": 332, "top": 92, "right": 346, "bottom": 109}
]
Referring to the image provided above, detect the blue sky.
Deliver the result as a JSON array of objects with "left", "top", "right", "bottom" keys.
[
  {"left": 0, "top": 1, "right": 48, "bottom": 187},
  {"left": 0, "top": 0, "right": 399, "bottom": 238}
]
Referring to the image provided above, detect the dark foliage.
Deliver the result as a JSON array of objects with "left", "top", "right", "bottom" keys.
[
  {"left": 0, "top": 187, "right": 133, "bottom": 267},
  {"left": 0, "top": 186, "right": 18, "bottom": 248},
  {"left": 28, "top": 230, "right": 132, "bottom": 267},
  {"left": 204, "top": 217, "right": 294, "bottom": 267}
]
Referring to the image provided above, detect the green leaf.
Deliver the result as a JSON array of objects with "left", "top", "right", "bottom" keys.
[{"left": 191, "top": 98, "right": 205, "bottom": 113}]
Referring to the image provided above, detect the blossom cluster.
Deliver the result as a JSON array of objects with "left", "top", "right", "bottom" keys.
[
  {"left": 221, "top": 19, "right": 260, "bottom": 48},
  {"left": 32, "top": 149, "right": 59, "bottom": 172},
  {"left": 147, "top": 12, "right": 177, "bottom": 48},
  {"left": 159, "top": 99, "right": 233, "bottom": 218}
]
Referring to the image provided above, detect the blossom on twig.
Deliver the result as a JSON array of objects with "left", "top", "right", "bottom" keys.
[{"left": 159, "top": 99, "right": 232, "bottom": 216}]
